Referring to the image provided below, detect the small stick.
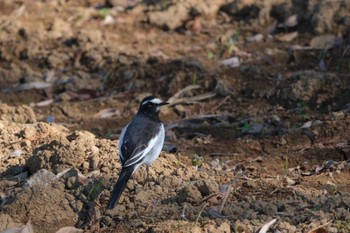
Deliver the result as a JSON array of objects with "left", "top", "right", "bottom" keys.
[
  {"left": 195, "top": 203, "right": 208, "bottom": 225},
  {"left": 219, "top": 172, "right": 243, "bottom": 214},
  {"left": 180, "top": 203, "right": 187, "bottom": 220}
]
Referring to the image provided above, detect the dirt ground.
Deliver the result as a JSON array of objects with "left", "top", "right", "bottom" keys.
[{"left": 0, "top": 0, "right": 350, "bottom": 232}]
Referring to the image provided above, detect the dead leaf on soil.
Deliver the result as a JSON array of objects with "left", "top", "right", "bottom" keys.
[
  {"left": 275, "top": 31, "right": 298, "bottom": 42},
  {"left": 94, "top": 108, "right": 120, "bottom": 119},
  {"left": 30, "top": 99, "right": 54, "bottom": 107},
  {"left": 14, "top": 82, "right": 52, "bottom": 91},
  {"left": 168, "top": 92, "right": 216, "bottom": 107},
  {"left": 258, "top": 218, "right": 278, "bottom": 233},
  {"left": 278, "top": 14, "right": 299, "bottom": 28}
]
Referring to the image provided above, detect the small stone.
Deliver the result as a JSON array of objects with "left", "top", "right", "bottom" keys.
[
  {"left": 82, "top": 161, "right": 89, "bottom": 170},
  {"left": 64, "top": 193, "right": 75, "bottom": 202},
  {"left": 20, "top": 140, "right": 31, "bottom": 148},
  {"left": 280, "top": 136, "right": 287, "bottom": 145},
  {"left": 59, "top": 92, "right": 71, "bottom": 102},
  {"left": 26, "top": 169, "right": 56, "bottom": 188},
  {"left": 64, "top": 168, "right": 79, "bottom": 190}
]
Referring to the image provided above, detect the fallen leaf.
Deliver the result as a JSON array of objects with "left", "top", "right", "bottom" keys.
[
  {"left": 14, "top": 82, "right": 52, "bottom": 91},
  {"left": 259, "top": 218, "right": 278, "bottom": 233},
  {"left": 31, "top": 99, "right": 54, "bottom": 107},
  {"left": 94, "top": 108, "right": 120, "bottom": 118},
  {"left": 301, "top": 121, "right": 313, "bottom": 129},
  {"left": 275, "top": 31, "right": 298, "bottom": 42},
  {"left": 9, "top": 150, "right": 23, "bottom": 158},
  {"left": 278, "top": 14, "right": 298, "bottom": 28}
]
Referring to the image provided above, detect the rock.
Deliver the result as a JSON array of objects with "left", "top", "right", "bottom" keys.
[
  {"left": 26, "top": 169, "right": 57, "bottom": 188},
  {"left": 64, "top": 168, "right": 79, "bottom": 190}
]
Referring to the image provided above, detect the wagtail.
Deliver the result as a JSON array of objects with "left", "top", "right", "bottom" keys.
[{"left": 106, "top": 96, "right": 168, "bottom": 209}]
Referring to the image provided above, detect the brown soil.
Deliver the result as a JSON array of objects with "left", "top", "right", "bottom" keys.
[{"left": 0, "top": 0, "right": 350, "bottom": 232}]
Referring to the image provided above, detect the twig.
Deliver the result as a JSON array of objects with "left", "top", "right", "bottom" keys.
[
  {"left": 168, "top": 92, "right": 216, "bottom": 107},
  {"left": 180, "top": 203, "right": 187, "bottom": 220},
  {"left": 307, "top": 220, "right": 332, "bottom": 233},
  {"left": 219, "top": 172, "right": 243, "bottom": 213},
  {"left": 195, "top": 203, "right": 208, "bottom": 225},
  {"left": 204, "top": 95, "right": 231, "bottom": 114},
  {"left": 200, "top": 193, "right": 222, "bottom": 203},
  {"left": 168, "top": 85, "right": 201, "bottom": 102},
  {"left": 165, "top": 113, "right": 234, "bottom": 130},
  {"left": 219, "top": 185, "right": 231, "bottom": 214}
]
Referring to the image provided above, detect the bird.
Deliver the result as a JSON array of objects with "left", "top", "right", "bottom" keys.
[{"left": 106, "top": 96, "right": 168, "bottom": 210}]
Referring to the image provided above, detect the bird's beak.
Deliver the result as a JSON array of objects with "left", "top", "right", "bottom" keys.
[{"left": 159, "top": 102, "right": 169, "bottom": 106}]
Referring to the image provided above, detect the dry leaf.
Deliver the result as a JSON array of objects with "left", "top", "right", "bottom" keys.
[
  {"left": 278, "top": 14, "right": 298, "bottom": 28},
  {"left": 275, "top": 31, "right": 298, "bottom": 42},
  {"left": 301, "top": 121, "right": 313, "bottom": 129},
  {"left": 31, "top": 99, "right": 54, "bottom": 107},
  {"left": 14, "top": 82, "right": 52, "bottom": 91},
  {"left": 94, "top": 108, "right": 120, "bottom": 118},
  {"left": 259, "top": 218, "right": 278, "bottom": 233}
]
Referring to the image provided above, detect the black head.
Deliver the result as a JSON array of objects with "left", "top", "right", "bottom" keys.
[{"left": 138, "top": 96, "right": 168, "bottom": 116}]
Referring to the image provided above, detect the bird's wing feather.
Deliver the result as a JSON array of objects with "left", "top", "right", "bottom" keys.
[
  {"left": 120, "top": 115, "right": 162, "bottom": 168},
  {"left": 123, "top": 144, "right": 147, "bottom": 167},
  {"left": 118, "top": 123, "right": 129, "bottom": 164}
]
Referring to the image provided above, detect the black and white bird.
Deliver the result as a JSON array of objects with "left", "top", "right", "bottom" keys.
[{"left": 106, "top": 96, "right": 168, "bottom": 210}]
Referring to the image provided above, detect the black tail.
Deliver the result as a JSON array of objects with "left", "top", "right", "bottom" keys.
[{"left": 106, "top": 166, "right": 134, "bottom": 209}]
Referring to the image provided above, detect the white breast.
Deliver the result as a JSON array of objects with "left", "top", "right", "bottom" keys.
[{"left": 142, "top": 124, "right": 165, "bottom": 166}]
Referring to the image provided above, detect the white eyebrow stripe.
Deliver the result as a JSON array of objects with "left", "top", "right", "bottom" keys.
[{"left": 142, "top": 98, "right": 162, "bottom": 105}]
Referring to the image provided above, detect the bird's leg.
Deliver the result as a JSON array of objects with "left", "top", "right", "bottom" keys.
[
  {"left": 146, "top": 165, "right": 150, "bottom": 188},
  {"left": 133, "top": 176, "right": 137, "bottom": 193}
]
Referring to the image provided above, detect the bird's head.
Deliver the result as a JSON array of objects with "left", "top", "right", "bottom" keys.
[{"left": 138, "top": 96, "right": 168, "bottom": 115}]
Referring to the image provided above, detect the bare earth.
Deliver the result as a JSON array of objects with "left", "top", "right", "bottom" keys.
[{"left": 0, "top": 0, "right": 350, "bottom": 232}]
